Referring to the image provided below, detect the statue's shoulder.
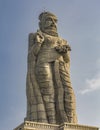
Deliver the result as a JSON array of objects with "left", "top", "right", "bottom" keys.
[
  {"left": 28, "top": 33, "right": 36, "bottom": 50},
  {"left": 28, "top": 32, "right": 36, "bottom": 40},
  {"left": 28, "top": 32, "right": 38, "bottom": 46},
  {"left": 59, "top": 36, "right": 69, "bottom": 45},
  {"left": 28, "top": 30, "right": 44, "bottom": 40}
]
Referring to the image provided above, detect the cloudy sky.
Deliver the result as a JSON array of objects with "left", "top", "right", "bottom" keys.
[{"left": 0, "top": 0, "right": 100, "bottom": 130}]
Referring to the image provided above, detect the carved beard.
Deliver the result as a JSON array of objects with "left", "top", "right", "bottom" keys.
[{"left": 42, "top": 29, "right": 58, "bottom": 37}]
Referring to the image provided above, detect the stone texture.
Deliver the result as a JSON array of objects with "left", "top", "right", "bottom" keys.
[
  {"left": 14, "top": 121, "right": 99, "bottom": 130},
  {"left": 13, "top": 11, "right": 99, "bottom": 130},
  {"left": 26, "top": 11, "right": 77, "bottom": 124}
]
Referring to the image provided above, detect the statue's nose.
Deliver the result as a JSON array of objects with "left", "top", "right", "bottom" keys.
[{"left": 51, "top": 19, "right": 55, "bottom": 24}]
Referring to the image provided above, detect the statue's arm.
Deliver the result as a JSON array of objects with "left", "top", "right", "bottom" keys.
[
  {"left": 55, "top": 38, "right": 71, "bottom": 63},
  {"left": 28, "top": 30, "right": 44, "bottom": 56},
  {"left": 62, "top": 40, "right": 71, "bottom": 63},
  {"left": 63, "top": 51, "right": 70, "bottom": 63}
]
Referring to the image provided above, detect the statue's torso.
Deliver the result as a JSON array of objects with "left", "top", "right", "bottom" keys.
[{"left": 37, "top": 33, "right": 67, "bottom": 64}]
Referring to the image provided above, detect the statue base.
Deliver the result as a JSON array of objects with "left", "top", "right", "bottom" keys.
[{"left": 14, "top": 121, "right": 99, "bottom": 130}]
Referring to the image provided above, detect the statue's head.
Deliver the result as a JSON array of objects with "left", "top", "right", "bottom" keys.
[{"left": 39, "top": 11, "right": 58, "bottom": 36}]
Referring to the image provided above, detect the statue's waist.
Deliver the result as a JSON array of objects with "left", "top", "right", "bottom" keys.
[{"left": 37, "top": 49, "right": 64, "bottom": 63}]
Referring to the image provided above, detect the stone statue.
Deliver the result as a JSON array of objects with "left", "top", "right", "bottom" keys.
[{"left": 26, "top": 11, "right": 77, "bottom": 124}]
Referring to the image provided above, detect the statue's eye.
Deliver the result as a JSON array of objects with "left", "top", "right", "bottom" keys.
[
  {"left": 45, "top": 17, "right": 57, "bottom": 24},
  {"left": 47, "top": 18, "right": 52, "bottom": 21}
]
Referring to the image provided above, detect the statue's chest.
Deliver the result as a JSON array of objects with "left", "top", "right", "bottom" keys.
[{"left": 43, "top": 35, "right": 64, "bottom": 48}]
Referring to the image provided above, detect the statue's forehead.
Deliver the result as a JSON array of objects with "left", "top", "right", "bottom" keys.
[{"left": 45, "top": 15, "right": 57, "bottom": 21}]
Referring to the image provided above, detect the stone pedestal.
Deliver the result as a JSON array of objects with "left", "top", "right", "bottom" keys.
[{"left": 14, "top": 121, "right": 99, "bottom": 130}]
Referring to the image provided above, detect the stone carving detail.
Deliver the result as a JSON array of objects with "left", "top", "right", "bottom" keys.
[
  {"left": 26, "top": 11, "right": 77, "bottom": 124},
  {"left": 14, "top": 121, "right": 99, "bottom": 130}
]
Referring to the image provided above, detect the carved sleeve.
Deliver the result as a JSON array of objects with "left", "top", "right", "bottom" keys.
[
  {"left": 63, "top": 51, "right": 70, "bottom": 63},
  {"left": 62, "top": 40, "right": 70, "bottom": 63},
  {"left": 28, "top": 33, "right": 42, "bottom": 56}
]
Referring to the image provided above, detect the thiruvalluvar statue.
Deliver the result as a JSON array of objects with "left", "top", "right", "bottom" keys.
[{"left": 26, "top": 11, "right": 77, "bottom": 124}]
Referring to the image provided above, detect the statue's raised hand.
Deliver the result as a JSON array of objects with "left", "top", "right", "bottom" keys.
[{"left": 35, "top": 30, "right": 44, "bottom": 44}]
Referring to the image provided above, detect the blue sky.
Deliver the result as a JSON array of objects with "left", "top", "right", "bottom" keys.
[{"left": 0, "top": 0, "right": 100, "bottom": 130}]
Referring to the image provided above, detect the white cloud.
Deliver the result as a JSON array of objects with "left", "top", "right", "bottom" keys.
[
  {"left": 80, "top": 59, "right": 100, "bottom": 94},
  {"left": 80, "top": 76, "right": 100, "bottom": 94}
]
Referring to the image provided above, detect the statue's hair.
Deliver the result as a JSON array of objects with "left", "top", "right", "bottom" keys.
[{"left": 39, "top": 11, "right": 57, "bottom": 21}]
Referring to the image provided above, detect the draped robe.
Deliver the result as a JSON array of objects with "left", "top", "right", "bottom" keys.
[{"left": 26, "top": 32, "right": 77, "bottom": 124}]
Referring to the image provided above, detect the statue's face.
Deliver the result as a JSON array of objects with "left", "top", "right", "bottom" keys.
[
  {"left": 40, "top": 15, "right": 58, "bottom": 34},
  {"left": 44, "top": 16, "right": 57, "bottom": 30}
]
